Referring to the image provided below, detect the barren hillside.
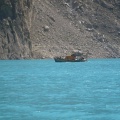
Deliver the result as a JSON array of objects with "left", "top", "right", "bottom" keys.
[{"left": 0, "top": 0, "right": 120, "bottom": 59}]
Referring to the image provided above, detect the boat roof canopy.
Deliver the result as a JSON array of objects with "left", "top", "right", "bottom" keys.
[{"left": 71, "top": 50, "right": 83, "bottom": 56}]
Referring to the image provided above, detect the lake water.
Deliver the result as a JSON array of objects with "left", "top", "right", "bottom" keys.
[{"left": 0, "top": 59, "right": 120, "bottom": 120}]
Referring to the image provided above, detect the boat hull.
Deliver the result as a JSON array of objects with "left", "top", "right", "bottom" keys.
[{"left": 54, "top": 58, "right": 87, "bottom": 62}]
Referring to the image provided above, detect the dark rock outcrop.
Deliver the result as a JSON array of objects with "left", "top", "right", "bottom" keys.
[{"left": 0, "top": 0, "right": 33, "bottom": 59}]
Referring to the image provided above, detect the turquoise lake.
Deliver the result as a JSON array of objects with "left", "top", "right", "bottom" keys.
[{"left": 0, "top": 59, "right": 120, "bottom": 120}]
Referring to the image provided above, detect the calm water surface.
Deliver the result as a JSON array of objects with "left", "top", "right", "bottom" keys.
[{"left": 0, "top": 59, "right": 120, "bottom": 120}]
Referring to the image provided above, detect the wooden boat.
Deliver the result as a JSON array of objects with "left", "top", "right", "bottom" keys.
[
  {"left": 54, "top": 50, "right": 88, "bottom": 62},
  {"left": 54, "top": 57, "right": 87, "bottom": 62}
]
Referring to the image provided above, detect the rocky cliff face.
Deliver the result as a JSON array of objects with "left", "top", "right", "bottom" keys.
[
  {"left": 0, "top": 0, "right": 33, "bottom": 59},
  {"left": 0, "top": 0, "right": 120, "bottom": 59}
]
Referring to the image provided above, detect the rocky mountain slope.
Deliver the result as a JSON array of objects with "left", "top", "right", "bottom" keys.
[{"left": 0, "top": 0, "right": 120, "bottom": 59}]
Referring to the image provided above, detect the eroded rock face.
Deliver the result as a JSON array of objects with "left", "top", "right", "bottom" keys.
[{"left": 0, "top": 0, "right": 33, "bottom": 59}]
